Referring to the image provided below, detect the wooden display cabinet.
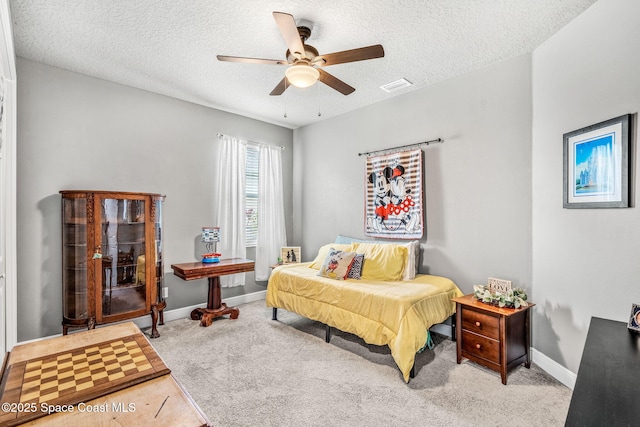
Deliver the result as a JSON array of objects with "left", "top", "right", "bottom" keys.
[{"left": 60, "top": 190, "right": 166, "bottom": 337}]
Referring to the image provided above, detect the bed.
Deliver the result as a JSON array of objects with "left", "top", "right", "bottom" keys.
[{"left": 266, "top": 240, "right": 463, "bottom": 382}]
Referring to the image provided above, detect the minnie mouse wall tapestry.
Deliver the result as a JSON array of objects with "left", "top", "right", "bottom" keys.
[{"left": 365, "top": 149, "right": 424, "bottom": 239}]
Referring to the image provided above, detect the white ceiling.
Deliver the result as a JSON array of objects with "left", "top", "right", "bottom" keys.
[{"left": 9, "top": 0, "right": 597, "bottom": 129}]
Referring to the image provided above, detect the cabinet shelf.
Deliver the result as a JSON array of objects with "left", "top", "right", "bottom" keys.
[
  {"left": 64, "top": 219, "right": 87, "bottom": 225},
  {"left": 104, "top": 241, "right": 145, "bottom": 246},
  {"left": 103, "top": 283, "right": 145, "bottom": 292},
  {"left": 61, "top": 190, "right": 166, "bottom": 337},
  {"left": 103, "top": 263, "right": 139, "bottom": 269},
  {"left": 102, "top": 221, "right": 145, "bottom": 226}
]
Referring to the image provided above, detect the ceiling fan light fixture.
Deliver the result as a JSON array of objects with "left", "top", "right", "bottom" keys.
[{"left": 285, "top": 64, "right": 319, "bottom": 88}]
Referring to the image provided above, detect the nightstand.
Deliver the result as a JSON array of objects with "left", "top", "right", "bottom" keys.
[{"left": 452, "top": 294, "right": 534, "bottom": 385}]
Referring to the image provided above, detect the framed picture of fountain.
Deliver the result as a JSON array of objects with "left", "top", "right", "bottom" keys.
[{"left": 563, "top": 114, "right": 631, "bottom": 208}]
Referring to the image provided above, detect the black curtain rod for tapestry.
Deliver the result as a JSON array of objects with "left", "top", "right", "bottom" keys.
[
  {"left": 216, "top": 133, "right": 285, "bottom": 150},
  {"left": 357, "top": 138, "right": 443, "bottom": 157}
]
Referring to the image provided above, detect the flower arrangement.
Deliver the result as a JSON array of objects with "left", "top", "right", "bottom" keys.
[{"left": 473, "top": 284, "right": 528, "bottom": 309}]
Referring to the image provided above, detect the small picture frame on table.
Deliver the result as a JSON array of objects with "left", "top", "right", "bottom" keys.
[
  {"left": 627, "top": 303, "right": 640, "bottom": 333},
  {"left": 280, "top": 246, "right": 301, "bottom": 264}
]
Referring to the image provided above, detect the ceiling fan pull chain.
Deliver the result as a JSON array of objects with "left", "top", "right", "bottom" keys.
[
  {"left": 284, "top": 78, "right": 288, "bottom": 118},
  {"left": 317, "top": 83, "right": 321, "bottom": 117}
]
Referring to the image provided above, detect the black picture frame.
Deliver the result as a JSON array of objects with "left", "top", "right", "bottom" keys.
[{"left": 563, "top": 114, "right": 631, "bottom": 208}]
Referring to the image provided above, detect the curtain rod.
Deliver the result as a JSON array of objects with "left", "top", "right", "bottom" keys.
[
  {"left": 217, "top": 133, "right": 285, "bottom": 150},
  {"left": 357, "top": 138, "right": 443, "bottom": 157}
]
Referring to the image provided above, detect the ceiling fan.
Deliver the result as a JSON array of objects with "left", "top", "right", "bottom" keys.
[{"left": 217, "top": 12, "right": 385, "bottom": 96}]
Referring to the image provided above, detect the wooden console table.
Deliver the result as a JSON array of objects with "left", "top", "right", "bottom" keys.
[
  {"left": 565, "top": 316, "right": 640, "bottom": 426},
  {"left": 171, "top": 258, "right": 255, "bottom": 327}
]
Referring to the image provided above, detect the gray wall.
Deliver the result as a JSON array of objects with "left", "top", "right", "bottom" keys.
[
  {"left": 532, "top": 0, "right": 640, "bottom": 373},
  {"left": 16, "top": 58, "right": 293, "bottom": 341},
  {"left": 293, "top": 54, "right": 532, "bottom": 295},
  {"left": 16, "top": 0, "right": 637, "bottom": 378}
]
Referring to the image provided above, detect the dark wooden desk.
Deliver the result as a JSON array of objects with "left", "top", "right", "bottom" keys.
[
  {"left": 171, "top": 258, "right": 255, "bottom": 327},
  {"left": 566, "top": 316, "right": 640, "bottom": 426}
]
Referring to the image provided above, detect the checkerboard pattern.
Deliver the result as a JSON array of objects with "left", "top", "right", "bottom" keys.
[{"left": 19, "top": 337, "right": 153, "bottom": 403}]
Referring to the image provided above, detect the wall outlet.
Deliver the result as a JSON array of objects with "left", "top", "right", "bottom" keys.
[{"left": 162, "top": 287, "right": 168, "bottom": 298}]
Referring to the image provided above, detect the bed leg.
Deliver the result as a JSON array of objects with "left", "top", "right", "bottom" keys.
[
  {"left": 450, "top": 313, "right": 456, "bottom": 342},
  {"left": 272, "top": 308, "right": 278, "bottom": 321},
  {"left": 325, "top": 324, "right": 331, "bottom": 343},
  {"left": 410, "top": 364, "right": 415, "bottom": 379}
]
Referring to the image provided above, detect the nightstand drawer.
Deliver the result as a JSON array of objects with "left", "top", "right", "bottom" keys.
[
  {"left": 461, "top": 308, "right": 499, "bottom": 340},
  {"left": 461, "top": 330, "right": 500, "bottom": 364}
]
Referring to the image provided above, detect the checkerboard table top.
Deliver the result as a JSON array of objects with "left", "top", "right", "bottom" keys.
[
  {"left": 0, "top": 327, "right": 170, "bottom": 426},
  {"left": 19, "top": 336, "right": 155, "bottom": 403}
]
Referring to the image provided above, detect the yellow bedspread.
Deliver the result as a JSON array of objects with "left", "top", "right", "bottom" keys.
[{"left": 266, "top": 262, "right": 463, "bottom": 382}]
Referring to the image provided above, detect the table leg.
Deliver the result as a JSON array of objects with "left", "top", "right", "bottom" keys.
[
  {"left": 149, "top": 301, "right": 167, "bottom": 338},
  {"left": 190, "top": 275, "right": 240, "bottom": 327},
  {"left": 208, "top": 276, "right": 221, "bottom": 309}
]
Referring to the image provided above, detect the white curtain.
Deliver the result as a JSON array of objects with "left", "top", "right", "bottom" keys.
[
  {"left": 255, "top": 144, "right": 287, "bottom": 280},
  {"left": 215, "top": 135, "right": 247, "bottom": 287}
]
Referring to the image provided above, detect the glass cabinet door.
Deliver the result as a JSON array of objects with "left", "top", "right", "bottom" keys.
[
  {"left": 62, "top": 197, "right": 88, "bottom": 321},
  {"left": 99, "top": 198, "right": 147, "bottom": 317},
  {"left": 154, "top": 198, "right": 164, "bottom": 303}
]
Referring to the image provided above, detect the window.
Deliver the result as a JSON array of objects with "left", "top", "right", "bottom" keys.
[{"left": 245, "top": 145, "right": 259, "bottom": 246}]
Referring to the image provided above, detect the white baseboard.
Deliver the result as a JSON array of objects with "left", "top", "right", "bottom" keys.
[
  {"left": 531, "top": 347, "right": 576, "bottom": 390},
  {"left": 131, "top": 290, "right": 267, "bottom": 329},
  {"left": 426, "top": 325, "right": 576, "bottom": 391},
  {"left": 19, "top": 291, "right": 577, "bottom": 392},
  {"left": 16, "top": 291, "right": 268, "bottom": 346}
]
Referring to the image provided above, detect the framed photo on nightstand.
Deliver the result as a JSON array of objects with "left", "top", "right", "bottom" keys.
[
  {"left": 627, "top": 303, "right": 640, "bottom": 332},
  {"left": 280, "top": 246, "right": 301, "bottom": 264}
]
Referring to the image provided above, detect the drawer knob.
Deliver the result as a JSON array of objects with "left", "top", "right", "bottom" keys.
[
  {"left": 475, "top": 343, "right": 481, "bottom": 349},
  {"left": 475, "top": 321, "right": 481, "bottom": 327}
]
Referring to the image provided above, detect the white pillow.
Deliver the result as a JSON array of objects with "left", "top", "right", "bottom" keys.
[{"left": 400, "top": 240, "right": 419, "bottom": 280}]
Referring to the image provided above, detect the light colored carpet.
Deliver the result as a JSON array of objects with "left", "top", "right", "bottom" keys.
[{"left": 147, "top": 300, "right": 571, "bottom": 427}]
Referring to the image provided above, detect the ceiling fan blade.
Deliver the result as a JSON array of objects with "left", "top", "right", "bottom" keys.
[
  {"left": 273, "top": 12, "right": 305, "bottom": 59},
  {"left": 269, "top": 77, "right": 290, "bottom": 96},
  {"left": 217, "top": 55, "right": 288, "bottom": 65},
  {"left": 314, "top": 44, "right": 384, "bottom": 67},
  {"left": 317, "top": 69, "right": 355, "bottom": 95}
]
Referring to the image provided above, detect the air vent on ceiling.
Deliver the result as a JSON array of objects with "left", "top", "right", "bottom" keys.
[{"left": 380, "top": 78, "right": 413, "bottom": 93}]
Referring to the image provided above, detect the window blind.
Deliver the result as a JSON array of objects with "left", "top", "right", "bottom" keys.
[{"left": 245, "top": 145, "right": 259, "bottom": 246}]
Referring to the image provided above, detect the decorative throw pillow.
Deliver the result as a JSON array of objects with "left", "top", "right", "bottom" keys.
[
  {"left": 309, "top": 243, "right": 354, "bottom": 269},
  {"left": 317, "top": 248, "right": 357, "bottom": 280},
  {"left": 346, "top": 254, "right": 365, "bottom": 279}
]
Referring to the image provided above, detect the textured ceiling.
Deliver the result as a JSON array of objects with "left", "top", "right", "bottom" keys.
[{"left": 9, "top": 0, "right": 597, "bottom": 129}]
